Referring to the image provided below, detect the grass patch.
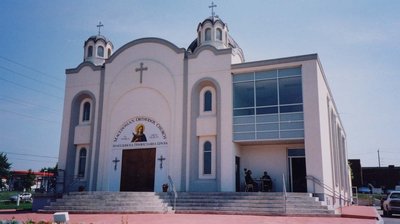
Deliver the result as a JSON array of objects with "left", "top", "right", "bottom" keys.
[{"left": 0, "top": 191, "right": 32, "bottom": 210}]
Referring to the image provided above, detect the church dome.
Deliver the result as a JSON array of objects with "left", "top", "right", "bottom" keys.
[
  {"left": 188, "top": 16, "right": 245, "bottom": 63},
  {"left": 83, "top": 24, "right": 114, "bottom": 66}
]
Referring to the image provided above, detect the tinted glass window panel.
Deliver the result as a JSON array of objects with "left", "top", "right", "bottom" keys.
[
  {"left": 233, "top": 73, "right": 253, "bottom": 82},
  {"left": 256, "top": 123, "right": 279, "bottom": 131},
  {"left": 256, "top": 131, "right": 279, "bottom": 139},
  {"left": 279, "top": 77, "right": 303, "bottom": 104},
  {"left": 256, "top": 79, "right": 278, "bottom": 106},
  {"left": 233, "top": 132, "right": 255, "bottom": 141},
  {"left": 280, "top": 130, "right": 304, "bottom": 138},
  {"left": 255, "top": 70, "right": 277, "bottom": 80},
  {"left": 280, "top": 112, "right": 304, "bottom": 121},
  {"left": 233, "top": 82, "right": 254, "bottom": 108},
  {"left": 256, "top": 107, "right": 278, "bottom": 114},
  {"left": 233, "top": 116, "right": 255, "bottom": 124},
  {"left": 278, "top": 67, "right": 301, "bottom": 78},
  {"left": 280, "top": 121, "right": 304, "bottom": 130},
  {"left": 288, "top": 148, "right": 305, "bottom": 157},
  {"left": 233, "top": 108, "right": 255, "bottom": 116},
  {"left": 233, "top": 124, "right": 255, "bottom": 132},
  {"left": 280, "top": 105, "right": 303, "bottom": 113},
  {"left": 256, "top": 114, "right": 279, "bottom": 123}
]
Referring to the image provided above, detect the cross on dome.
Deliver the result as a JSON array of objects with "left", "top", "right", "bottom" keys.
[
  {"left": 209, "top": 2, "right": 217, "bottom": 18},
  {"left": 96, "top": 21, "right": 104, "bottom": 35}
]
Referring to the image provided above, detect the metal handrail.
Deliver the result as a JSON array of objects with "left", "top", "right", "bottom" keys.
[
  {"left": 168, "top": 175, "right": 177, "bottom": 210},
  {"left": 306, "top": 175, "right": 352, "bottom": 205},
  {"left": 282, "top": 173, "right": 287, "bottom": 214}
]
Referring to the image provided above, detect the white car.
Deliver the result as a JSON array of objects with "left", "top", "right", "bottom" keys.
[
  {"left": 9, "top": 193, "right": 32, "bottom": 202},
  {"left": 383, "top": 191, "right": 400, "bottom": 217}
]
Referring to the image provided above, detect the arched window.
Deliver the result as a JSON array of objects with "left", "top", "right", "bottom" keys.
[
  {"left": 78, "top": 148, "right": 87, "bottom": 177},
  {"left": 204, "top": 91, "right": 212, "bottom": 112},
  {"left": 87, "top": 46, "right": 93, "bottom": 57},
  {"left": 203, "top": 141, "right": 212, "bottom": 174},
  {"left": 205, "top": 28, "right": 211, "bottom": 41},
  {"left": 200, "top": 86, "right": 216, "bottom": 115},
  {"left": 216, "top": 28, "right": 222, "bottom": 41},
  {"left": 82, "top": 102, "right": 91, "bottom": 122},
  {"left": 97, "top": 46, "right": 104, "bottom": 57},
  {"left": 107, "top": 48, "right": 111, "bottom": 58}
]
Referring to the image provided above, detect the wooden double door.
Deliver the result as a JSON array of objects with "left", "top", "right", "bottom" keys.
[{"left": 120, "top": 148, "right": 156, "bottom": 192}]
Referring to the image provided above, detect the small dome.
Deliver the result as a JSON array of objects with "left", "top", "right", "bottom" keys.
[
  {"left": 188, "top": 16, "right": 245, "bottom": 63},
  {"left": 83, "top": 34, "right": 114, "bottom": 66},
  {"left": 84, "top": 35, "right": 113, "bottom": 48}
]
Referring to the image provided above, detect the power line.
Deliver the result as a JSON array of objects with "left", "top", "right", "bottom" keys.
[
  {"left": 0, "top": 151, "right": 58, "bottom": 159},
  {"left": 0, "top": 96, "right": 61, "bottom": 114},
  {"left": 0, "top": 65, "right": 64, "bottom": 90},
  {"left": 0, "top": 76, "right": 63, "bottom": 100},
  {"left": 0, "top": 55, "right": 64, "bottom": 83},
  {"left": 0, "top": 109, "right": 59, "bottom": 124},
  {"left": 8, "top": 157, "right": 58, "bottom": 164}
]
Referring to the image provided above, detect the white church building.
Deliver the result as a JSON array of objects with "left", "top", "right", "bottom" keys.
[{"left": 57, "top": 13, "right": 352, "bottom": 207}]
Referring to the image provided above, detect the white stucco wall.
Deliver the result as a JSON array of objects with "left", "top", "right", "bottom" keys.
[
  {"left": 188, "top": 48, "right": 235, "bottom": 191},
  {"left": 95, "top": 39, "right": 185, "bottom": 191}
]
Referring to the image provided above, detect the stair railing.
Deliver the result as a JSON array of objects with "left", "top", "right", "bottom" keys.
[
  {"left": 168, "top": 175, "right": 177, "bottom": 210},
  {"left": 282, "top": 173, "right": 287, "bottom": 214},
  {"left": 306, "top": 175, "right": 352, "bottom": 208}
]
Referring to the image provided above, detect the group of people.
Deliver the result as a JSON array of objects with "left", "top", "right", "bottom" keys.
[{"left": 244, "top": 168, "right": 273, "bottom": 192}]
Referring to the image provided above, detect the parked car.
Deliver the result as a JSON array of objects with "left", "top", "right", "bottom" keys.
[
  {"left": 9, "top": 193, "right": 32, "bottom": 202},
  {"left": 382, "top": 191, "right": 400, "bottom": 217},
  {"left": 358, "top": 186, "right": 371, "bottom": 194}
]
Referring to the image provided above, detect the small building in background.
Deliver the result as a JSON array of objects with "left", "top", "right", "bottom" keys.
[{"left": 8, "top": 170, "right": 55, "bottom": 192}]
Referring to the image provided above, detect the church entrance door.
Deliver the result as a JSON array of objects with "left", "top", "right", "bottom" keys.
[{"left": 120, "top": 148, "right": 156, "bottom": 192}]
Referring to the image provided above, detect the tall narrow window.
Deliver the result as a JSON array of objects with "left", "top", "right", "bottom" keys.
[
  {"left": 108, "top": 49, "right": 111, "bottom": 58},
  {"left": 216, "top": 28, "right": 222, "bottom": 41},
  {"left": 82, "top": 102, "right": 91, "bottom": 122},
  {"left": 204, "top": 91, "right": 212, "bottom": 112},
  {"left": 205, "top": 28, "right": 211, "bottom": 41},
  {"left": 78, "top": 148, "right": 87, "bottom": 177},
  {"left": 97, "top": 46, "right": 104, "bottom": 57},
  {"left": 87, "top": 46, "right": 93, "bottom": 57},
  {"left": 203, "top": 141, "right": 212, "bottom": 174}
]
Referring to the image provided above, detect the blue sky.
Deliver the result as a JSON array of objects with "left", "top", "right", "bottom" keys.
[{"left": 0, "top": 0, "right": 399, "bottom": 171}]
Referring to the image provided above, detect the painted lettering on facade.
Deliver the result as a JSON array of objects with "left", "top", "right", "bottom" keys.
[{"left": 112, "top": 116, "right": 168, "bottom": 148}]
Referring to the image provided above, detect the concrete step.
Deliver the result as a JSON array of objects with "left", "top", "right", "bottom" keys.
[{"left": 41, "top": 191, "right": 335, "bottom": 216}]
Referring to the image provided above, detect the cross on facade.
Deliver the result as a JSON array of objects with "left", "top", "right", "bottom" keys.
[
  {"left": 209, "top": 2, "right": 217, "bottom": 18},
  {"left": 97, "top": 21, "right": 104, "bottom": 35},
  {"left": 135, "top": 62, "right": 148, "bottom": 83},
  {"left": 112, "top": 157, "right": 120, "bottom": 171},
  {"left": 157, "top": 155, "right": 166, "bottom": 169}
]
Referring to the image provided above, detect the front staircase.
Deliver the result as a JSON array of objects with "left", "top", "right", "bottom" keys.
[
  {"left": 41, "top": 192, "right": 172, "bottom": 214},
  {"left": 40, "top": 191, "right": 336, "bottom": 216}
]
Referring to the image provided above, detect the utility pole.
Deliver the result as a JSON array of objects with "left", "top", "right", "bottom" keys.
[{"left": 378, "top": 149, "right": 381, "bottom": 167}]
